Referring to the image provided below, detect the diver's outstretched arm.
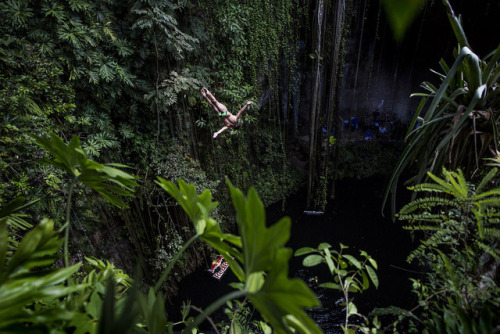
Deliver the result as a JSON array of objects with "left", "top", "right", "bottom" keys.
[
  {"left": 213, "top": 126, "right": 229, "bottom": 138},
  {"left": 234, "top": 101, "right": 253, "bottom": 120}
]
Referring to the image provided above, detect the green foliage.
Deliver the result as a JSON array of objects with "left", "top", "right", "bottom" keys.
[
  {"left": 131, "top": 0, "right": 198, "bottom": 60},
  {"left": 0, "top": 36, "right": 76, "bottom": 202},
  {"left": 159, "top": 178, "right": 322, "bottom": 334},
  {"left": 0, "top": 197, "right": 38, "bottom": 259},
  {"left": 0, "top": 197, "right": 35, "bottom": 233},
  {"left": 384, "top": 0, "right": 500, "bottom": 216},
  {"left": 32, "top": 133, "right": 139, "bottom": 208},
  {"left": 30, "top": 133, "right": 140, "bottom": 272},
  {"left": 295, "top": 243, "right": 379, "bottom": 333},
  {"left": 388, "top": 167, "right": 500, "bottom": 332},
  {"left": 0, "top": 215, "right": 164, "bottom": 334},
  {"left": 422, "top": 304, "right": 494, "bottom": 334},
  {"left": 2, "top": 165, "right": 324, "bottom": 332},
  {"left": 0, "top": 218, "right": 82, "bottom": 332},
  {"left": 219, "top": 300, "right": 271, "bottom": 334},
  {"left": 84, "top": 257, "right": 132, "bottom": 296},
  {"left": 151, "top": 69, "right": 202, "bottom": 110},
  {"left": 398, "top": 168, "right": 500, "bottom": 262},
  {"left": 0, "top": 0, "right": 305, "bottom": 284}
]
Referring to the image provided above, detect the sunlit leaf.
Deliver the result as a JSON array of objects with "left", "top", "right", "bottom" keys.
[
  {"left": 302, "top": 254, "right": 323, "bottom": 267},
  {"left": 365, "top": 265, "right": 379, "bottom": 289},
  {"left": 343, "top": 255, "right": 361, "bottom": 269},
  {"left": 0, "top": 219, "right": 82, "bottom": 330},
  {"left": 319, "top": 282, "right": 341, "bottom": 290},
  {"left": 248, "top": 249, "right": 322, "bottom": 334},
  {"left": 294, "top": 247, "right": 316, "bottom": 256}
]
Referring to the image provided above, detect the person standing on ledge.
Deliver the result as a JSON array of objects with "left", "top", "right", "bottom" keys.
[{"left": 201, "top": 87, "right": 253, "bottom": 138}]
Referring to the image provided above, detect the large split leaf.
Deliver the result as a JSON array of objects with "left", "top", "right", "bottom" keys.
[
  {"left": 157, "top": 177, "right": 244, "bottom": 280},
  {"left": 247, "top": 248, "right": 322, "bottom": 334},
  {"left": 159, "top": 178, "right": 322, "bottom": 333},
  {"left": 228, "top": 182, "right": 290, "bottom": 276},
  {"left": 31, "top": 133, "right": 138, "bottom": 208}
]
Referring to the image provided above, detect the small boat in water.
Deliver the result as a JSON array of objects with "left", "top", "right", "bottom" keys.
[{"left": 304, "top": 211, "right": 324, "bottom": 216}]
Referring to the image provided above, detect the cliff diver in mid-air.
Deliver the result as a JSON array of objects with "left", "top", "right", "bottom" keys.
[{"left": 201, "top": 87, "right": 253, "bottom": 138}]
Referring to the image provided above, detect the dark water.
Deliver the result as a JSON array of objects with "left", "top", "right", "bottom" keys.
[{"left": 168, "top": 176, "right": 417, "bottom": 333}]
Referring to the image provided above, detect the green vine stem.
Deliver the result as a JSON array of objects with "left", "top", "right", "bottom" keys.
[
  {"left": 154, "top": 233, "right": 199, "bottom": 293},
  {"left": 61, "top": 177, "right": 77, "bottom": 269},
  {"left": 183, "top": 290, "right": 247, "bottom": 334}
]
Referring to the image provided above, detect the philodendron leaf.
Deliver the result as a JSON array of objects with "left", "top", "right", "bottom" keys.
[
  {"left": 32, "top": 134, "right": 139, "bottom": 208},
  {"left": 157, "top": 178, "right": 244, "bottom": 281},
  {"left": 225, "top": 180, "right": 321, "bottom": 333},
  {"left": 227, "top": 180, "right": 290, "bottom": 276},
  {"left": 245, "top": 272, "right": 265, "bottom": 293},
  {"left": 31, "top": 133, "right": 81, "bottom": 175},
  {"left": 164, "top": 179, "right": 321, "bottom": 333},
  {"left": 156, "top": 177, "right": 218, "bottom": 226},
  {"left": 248, "top": 248, "right": 322, "bottom": 334}
]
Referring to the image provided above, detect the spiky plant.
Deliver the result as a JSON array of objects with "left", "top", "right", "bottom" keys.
[{"left": 384, "top": 0, "right": 500, "bottom": 216}]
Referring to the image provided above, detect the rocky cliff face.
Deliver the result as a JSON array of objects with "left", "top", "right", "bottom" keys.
[
  {"left": 291, "top": 0, "right": 499, "bottom": 140},
  {"left": 281, "top": 0, "right": 499, "bottom": 203}
]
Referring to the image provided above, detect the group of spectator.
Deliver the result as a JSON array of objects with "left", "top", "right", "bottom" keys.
[{"left": 342, "top": 109, "right": 395, "bottom": 141}]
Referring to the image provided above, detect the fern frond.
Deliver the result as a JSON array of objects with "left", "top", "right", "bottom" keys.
[
  {"left": 476, "top": 198, "right": 500, "bottom": 208},
  {"left": 485, "top": 217, "right": 500, "bottom": 224},
  {"left": 476, "top": 168, "right": 498, "bottom": 193},
  {"left": 453, "top": 169, "right": 468, "bottom": 197},
  {"left": 426, "top": 171, "right": 457, "bottom": 193},
  {"left": 67, "top": 0, "right": 91, "bottom": 12},
  {"left": 113, "top": 39, "right": 134, "bottom": 57},
  {"left": 403, "top": 224, "right": 442, "bottom": 231},
  {"left": 409, "top": 183, "right": 453, "bottom": 194},
  {"left": 407, "top": 229, "right": 453, "bottom": 263},
  {"left": 23, "top": 97, "right": 42, "bottom": 115},
  {"left": 5, "top": 215, "right": 32, "bottom": 230},
  {"left": 115, "top": 65, "right": 135, "bottom": 87},
  {"left": 400, "top": 217, "right": 443, "bottom": 224},
  {"left": 398, "top": 197, "right": 459, "bottom": 215},
  {"left": 482, "top": 228, "right": 500, "bottom": 241},
  {"left": 475, "top": 240, "right": 500, "bottom": 260},
  {"left": 88, "top": 70, "right": 100, "bottom": 84},
  {"left": 0, "top": 197, "right": 36, "bottom": 235},
  {"left": 474, "top": 188, "right": 500, "bottom": 200}
]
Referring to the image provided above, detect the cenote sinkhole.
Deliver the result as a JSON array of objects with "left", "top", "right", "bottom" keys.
[{"left": 168, "top": 176, "right": 418, "bottom": 333}]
